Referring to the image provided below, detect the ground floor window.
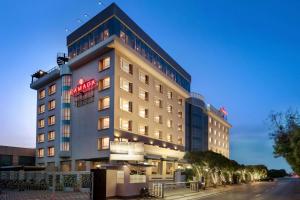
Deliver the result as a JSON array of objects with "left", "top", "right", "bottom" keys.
[
  {"left": 151, "top": 160, "right": 162, "bottom": 175},
  {"left": 166, "top": 162, "right": 175, "bottom": 175},
  {"left": 76, "top": 160, "right": 86, "bottom": 171},
  {"left": 61, "top": 161, "right": 71, "bottom": 172}
]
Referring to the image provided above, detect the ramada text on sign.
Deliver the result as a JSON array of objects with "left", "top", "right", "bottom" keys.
[{"left": 70, "top": 79, "right": 97, "bottom": 96}]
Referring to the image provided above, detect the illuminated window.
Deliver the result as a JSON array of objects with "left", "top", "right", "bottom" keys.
[
  {"left": 98, "top": 77, "right": 110, "bottom": 91},
  {"left": 39, "top": 89, "right": 45, "bottom": 99},
  {"left": 38, "top": 104, "right": 45, "bottom": 114},
  {"left": 48, "top": 84, "right": 56, "bottom": 95},
  {"left": 214, "top": 130, "right": 217, "bottom": 135},
  {"left": 62, "top": 75, "right": 71, "bottom": 86},
  {"left": 209, "top": 127, "right": 212, "bottom": 133},
  {"left": 178, "top": 111, "right": 183, "bottom": 118},
  {"left": 155, "top": 82, "right": 163, "bottom": 93},
  {"left": 167, "top": 120, "right": 173, "bottom": 128},
  {"left": 98, "top": 97, "right": 110, "bottom": 110},
  {"left": 139, "top": 71, "right": 149, "bottom": 84},
  {"left": 154, "top": 97, "right": 163, "bottom": 108},
  {"left": 214, "top": 139, "right": 217, "bottom": 145},
  {"left": 209, "top": 117, "right": 212, "bottom": 123},
  {"left": 120, "top": 58, "right": 133, "bottom": 74},
  {"left": 99, "top": 57, "right": 110, "bottom": 71},
  {"left": 209, "top": 137, "right": 212, "bottom": 143},
  {"left": 167, "top": 134, "right": 172, "bottom": 142},
  {"left": 166, "top": 162, "right": 174, "bottom": 175},
  {"left": 154, "top": 130, "right": 162, "bottom": 139},
  {"left": 119, "top": 118, "right": 132, "bottom": 131},
  {"left": 62, "top": 90, "right": 70, "bottom": 103},
  {"left": 48, "top": 100, "right": 56, "bottom": 110},
  {"left": 38, "top": 119, "right": 45, "bottom": 128},
  {"left": 154, "top": 115, "right": 163, "bottom": 124},
  {"left": 178, "top": 137, "right": 183, "bottom": 145},
  {"left": 178, "top": 98, "right": 183, "bottom": 105},
  {"left": 37, "top": 133, "right": 45, "bottom": 143},
  {"left": 120, "top": 77, "right": 133, "bottom": 93},
  {"left": 138, "top": 125, "right": 148, "bottom": 135},
  {"left": 151, "top": 160, "right": 162, "bottom": 175},
  {"left": 48, "top": 115, "right": 55, "bottom": 126},
  {"left": 103, "top": 29, "right": 109, "bottom": 40},
  {"left": 120, "top": 98, "right": 133, "bottom": 112},
  {"left": 38, "top": 148, "right": 44, "bottom": 158},
  {"left": 62, "top": 108, "right": 70, "bottom": 120},
  {"left": 139, "top": 88, "right": 149, "bottom": 101},
  {"left": 214, "top": 120, "right": 217, "bottom": 126},
  {"left": 48, "top": 131, "right": 55, "bottom": 141},
  {"left": 167, "top": 105, "right": 173, "bottom": 113},
  {"left": 167, "top": 91, "right": 173, "bottom": 99},
  {"left": 62, "top": 125, "right": 70, "bottom": 137},
  {"left": 61, "top": 142, "right": 70, "bottom": 151},
  {"left": 98, "top": 117, "right": 110, "bottom": 130},
  {"left": 139, "top": 106, "right": 148, "bottom": 118},
  {"left": 178, "top": 124, "right": 182, "bottom": 132},
  {"left": 47, "top": 147, "right": 55, "bottom": 157},
  {"left": 98, "top": 137, "right": 110, "bottom": 150}
]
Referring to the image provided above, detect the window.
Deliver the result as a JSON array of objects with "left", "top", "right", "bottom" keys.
[
  {"left": 209, "top": 137, "right": 212, "bottom": 143},
  {"left": 98, "top": 97, "right": 110, "bottom": 110},
  {"left": 62, "top": 90, "right": 70, "bottom": 103},
  {"left": 120, "top": 118, "right": 132, "bottom": 131},
  {"left": 214, "top": 120, "right": 217, "bottom": 126},
  {"left": 178, "top": 137, "right": 183, "bottom": 145},
  {"left": 62, "top": 75, "right": 71, "bottom": 86},
  {"left": 39, "top": 89, "right": 45, "bottom": 99},
  {"left": 98, "top": 77, "right": 110, "bottom": 91},
  {"left": 214, "top": 130, "right": 217, "bottom": 135},
  {"left": 139, "top": 88, "right": 149, "bottom": 101},
  {"left": 167, "top": 134, "right": 172, "bottom": 142},
  {"left": 99, "top": 57, "right": 110, "bottom": 71},
  {"left": 48, "top": 100, "right": 56, "bottom": 110},
  {"left": 120, "top": 31, "right": 127, "bottom": 43},
  {"left": 138, "top": 125, "right": 148, "bottom": 135},
  {"left": 120, "top": 77, "right": 133, "bottom": 93},
  {"left": 178, "top": 124, "right": 183, "bottom": 132},
  {"left": 155, "top": 82, "right": 163, "bottom": 93},
  {"left": 154, "top": 97, "right": 163, "bottom": 108},
  {"left": 167, "top": 91, "right": 173, "bottom": 99},
  {"left": 209, "top": 127, "right": 212, "bottom": 133},
  {"left": 154, "top": 115, "right": 163, "bottom": 124},
  {"left": 178, "top": 98, "right": 183, "bottom": 105},
  {"left": 48, "top": 84, "right": 56, "bottom": 95},
  {"left": 38, "top": 148, "right": 44, "bottom": 158},
  {"left": 166, "top": 162, "right": 174, "bottom": 175},
  {"left": 38, "top": 104, "right": 45, "bottom": 114},
  {"left": 61, "top": 142, "right": 70, "bottom": 151},
  {"left": 139, "top": 71, "right": 149, "bottom": 84},
  {"left": 98, "top": 137, "right": 110, "bottom": 150},
  {"left": 167, "top": 105, "right": 173, "bottom": 113},
  {"left": 103, "top": 29, "right": 109, "bottom": 40},
  {"left": 38, "top": 119, "right": 45, "bottom": 128},
  {"left": 209, "top": 117, "right": 212, "bottom": 123},
  {"left": 48, "top": 116, "right": 55, "bottom": 126},
  {"left": 37, "top": 133, "right": 45, "bottom": 143},
  {"left": 48, "top": 131, "right": 55, "bottom": 141},
  {"left": 120, "top": 98, "right": 133, "bottom": 112},
  {"left": 62, "top": 108, "right": 70, "bottom": 120},
  {"left": 167, "top": 120, "right": 173, "bottom": 128},
  {"left": 62, "top": 125, "right": 70, "bottom": 137},
  {"left": 98, "top": 117, "right": 110, "bottom": 130},
  {"left": 139, "top": 106, "right": 148, "bottom": 118},
  {"left": 47, "top": 147, "right": 55, "bottom": 157},
  {"left": 120, "top": 58, "right": 133, "bottom": 74},
  {"left": 178, "top": 111, "right": 183, "bottom": 118},
  {"left": 151, "top": 160, "right": 162, "bottom": 175},
  {"left": 154, "top": 130, "right": 162, "bottom": 139}
]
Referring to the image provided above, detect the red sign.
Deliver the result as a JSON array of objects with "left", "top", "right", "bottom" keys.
[
  {"left": 220, "top": 107, "right": 228, "bottom": 116},
  {"left": 70, "top": 79, "right": 97, "bottom": 96}
]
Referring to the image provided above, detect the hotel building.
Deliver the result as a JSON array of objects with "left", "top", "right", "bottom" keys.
[
  {"left": 185, "top": 93, "right": 231, "bottom": 158},
  {"left": 30, "top": 3, "right": 190, "bottom": 180}
]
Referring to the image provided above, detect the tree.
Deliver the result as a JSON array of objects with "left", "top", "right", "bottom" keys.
[{"left": 269, "top": 110, "right": 300, "bottom": 174}]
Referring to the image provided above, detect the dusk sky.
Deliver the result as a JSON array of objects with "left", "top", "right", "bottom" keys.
[{"left": 0, "top": 0, "right": 299, "bottom": 172}]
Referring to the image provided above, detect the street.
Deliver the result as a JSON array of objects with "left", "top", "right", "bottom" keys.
[{"left": 200, "top": 178, "right": 300, "bottom": 200}]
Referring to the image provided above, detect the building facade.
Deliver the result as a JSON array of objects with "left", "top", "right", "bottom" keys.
[
  {"left": 0, "top": 146, "right": 35, "bottom": 167},
  {"left": 30, "top": 3, "right": 190, "bottom": 180},
  {"left": 185, "top": 93, "right": 231, "bottom": 158}
]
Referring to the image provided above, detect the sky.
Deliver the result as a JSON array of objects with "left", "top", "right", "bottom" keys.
[{"left": 0, "top": 0, "right": 299, "bottom": 172}]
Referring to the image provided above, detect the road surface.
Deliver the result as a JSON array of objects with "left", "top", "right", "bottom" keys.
[{"left": 201, "top": 178, "right": 300, "bottom": 200}]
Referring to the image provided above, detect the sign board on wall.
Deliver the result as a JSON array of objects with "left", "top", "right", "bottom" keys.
[{"left": 110, "top": 142, "right": 144, "bottom": 161}]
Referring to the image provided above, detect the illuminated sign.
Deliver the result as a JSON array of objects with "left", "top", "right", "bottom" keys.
[
  {"left": 110, "top": 142, "right": 144, "bottom": 161},
  {"left": 70, "top": 79, "right": 97, "bottom": 96}
]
